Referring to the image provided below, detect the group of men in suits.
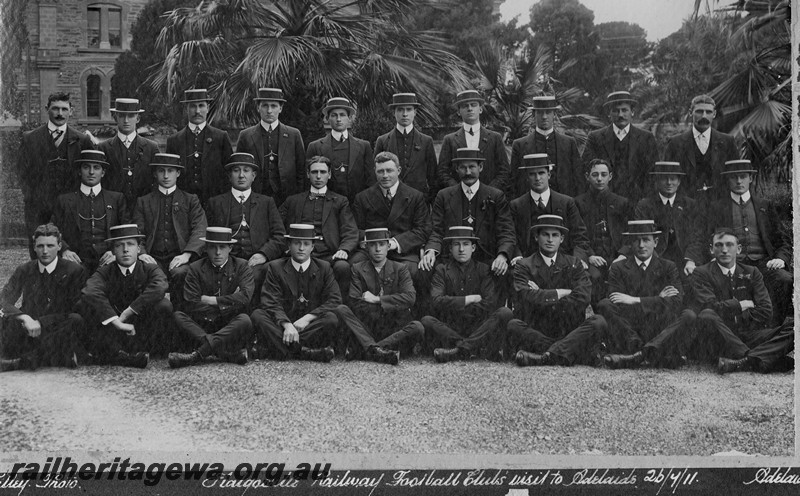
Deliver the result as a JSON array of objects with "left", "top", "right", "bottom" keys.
[{"left": 3, "top": 87, "right": 792, "bottom": 375}]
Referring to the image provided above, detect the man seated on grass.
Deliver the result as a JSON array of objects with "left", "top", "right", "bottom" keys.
[
  {"left": 80, "top": 224, "right": 172, "bottom": 368},
  {"left": 421, "top": 226, "right": 513, "bottom": 363},
  {"left": 508, "top": 215, "right": 608, "bottom": 367},
  {"left": 335, "top": 228, "right": 424, "bottom": 365},
  {"left": 250, "top": 224, "right": 341, "bottom": 362},
  {"left": 168, "top": 227, "right": 254, "bottom": 369},
  {"left": 1, "top": 224, "right": 86, "bottom": 371}
]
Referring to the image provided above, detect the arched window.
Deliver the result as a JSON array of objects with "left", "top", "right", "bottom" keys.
[{"left": 86, "top": 75, "right": 101, "bottom": 117}]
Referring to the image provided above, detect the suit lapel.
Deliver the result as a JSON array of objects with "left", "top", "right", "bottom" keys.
[
  {"left": 321, "top": 194, "right": 333, "bottom": 226},
  {"left": 386, "top": 184, "right": 408, "bottom": 225},
  {"left": 602, "top": 127, "right": 616, "bottom": 159},
  {"left": 282, "top": 259, "right": 299, "bottom": 298},
  {"left": 274, "top": 123, "right": 284, "bottom": 170},
  {"left": 455, "top": 128, "right": 467, "bottom": 148}
]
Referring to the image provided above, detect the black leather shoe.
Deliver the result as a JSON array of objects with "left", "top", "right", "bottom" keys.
[
  {"left": 433, "top": 347, "right": 465, "bottom": 363},
  {"left": 590, "top": 341, "right": 608, "bottom": 367},
  {"left": 344, "top": 346, "right": 359, "bottom": 361},
  {"left": 218, "top": 349, "right": 248, "bottom": 366},
  {"left": 717, "top": 356, "right": 752, "bottom": 374},
  {"left": 0, "top": 358, "right": 22, "bottom": 372},
  {"left": 300, "top": 346, "right": 335, "bottom": 363},
  {"left": 117, "top": 351, "right": 149, "bottom": 369},
  {"left": 168, "top": 351, "right": 204, "bottom": 369},
  {"left": 515, "top": 350, "right": 553, "bottom": 367},
  {"left": 604, "top": 351, "right": 645, "bottom": 369},
  {"left": 367, "top": 346, "right": 399, "bottom": 365}
]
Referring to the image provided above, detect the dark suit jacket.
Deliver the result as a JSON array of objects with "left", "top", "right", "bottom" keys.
[
  {"left": 508, "top": 131, "right": 582, "bottom": 197},
  {"left": 513, "top": 252, "right": 591, "bottom": 335},
  {"left": 694, "top": 195, "right": 790, "bottom": 265},
  {"left": 427, "top": 183, "right": 515, "bottom": 262},
  {"left": 134, "top": 188, "right": 208, "bottom": 256},
  {"left": 352, "top": 182, "right": 431, "bottom": 261},
  {"left": 635, "top": 193, "right": 698, "bottom": 262},
  {"left": 259, "top": 257, "right": 341, "bottom": 325},
  {"left": 18, "top": 124, "right": 95, "bottom": 227},
  {"left": 1, "top": 258, "right": 86, "bottom": 320},
  {"left": 575, "top": 189, "right": 631, "bottom": 260},
  {"left": 691, "top": 261, "right": 772, "bottom": 329},
  {"left": 430, "top": 258, "right": 497, "bottom": 327},
  {"left": 182, "top": 256, "right": 254, "bottom": 321},
  {"left": 81, "top": 262, "right": 168, "bottom": 323},
  {"left": 375, "top": 128, "right": 438, "bottom": 199},
  {"left": 52, "top": 189, "right": 128, "bottom": 256},
  {"left": 349, "top": 259, "right": 415, "bottom": 318},
  {"left": 206, "top": 191, "right": 286, "bottom": 260},
  {"left": 99, "top": 134, "right": 160, "bottom": 206},
  {"left": 509, "top": 190, "right": 589, "bottom": 261},
  {"left": 306, "top": 133, "right": 374, "bottom": 202},
  {"left": 607, "top": 255, "right": 683, "bottom": 317},
  {"left": 279, "top": 190, "right": 358, "bottom": 256},
  {"left": 236, "top": 122, "right": 305, "bottom": 199},
  {"left": 166, "top": 124, "right": 233, "bottom": 204},
  {"left": 663, "top": 128, "right": 738, "bottom": 198},
  {"left": 437, "top": 127, "right": 510, "bottom": 191},
  {"left": 582, "top": 124, "right": 658, "bottom": 201}
]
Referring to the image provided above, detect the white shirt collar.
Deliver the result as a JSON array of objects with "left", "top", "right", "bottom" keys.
[
  {"left": 396, "top": 123, "right": 414, "bottom": 134},
  {"left": 461, "top": 180, "right": 481, "bottom": 196},
  {"left": 310, "top": 185, "right": 328, "bottom": 195},
  {"left": 232, "top": 188, "right": 252, "bottom": 202},
  {"left": 539, "top": 252, "right": 557, "bottom": 266},
  {"left": 693, "top": 127, "right": 710, "bottom": 140},
  {"left": 717, "top": 263, "right": 736, "bottom": 276},
  {"left": 331, "top": 129, "right": 349, "bottom": 141},
  {"left": 635, "top": 255, "right": 653, "bottom": 269},
  {"left": 260, "top": 120, "right": 280, "bottom": 133},
  {"left": 658, "top": 192, "right": 676, "bottom": 205},
  {"left": 80, "top": 184, "right": 102, "bottom": 196},
  {"left": 38, "top": 258, "right": 58, "bottom": 274},
  {"left": 530, "top": 188, "right": 551, "bottom": 205},
  {"left": 535, "top": 127, "right": 554, "bottom": 136},
  {"left": 384, "top": 182, "right": 400, "bottom": 197},
  {"left": 159, "top": 185, "right": 177, "bottom": 196},
  {"left": 118, "top": 262, "right": 136, "bottom": 275},
  {"left": 730, "top": 190, "right": 751, "bottom": 204},
  {"left": 48, "top": 121, "right": 67, "bottom": 133},
  {"left": 291, "top": 259, "right": 311, "bottom": 273},
  {"left": 117, "top": 131, "right": 136, "bottom": 142},
  {"left": 613, "top": 123, "right": 630, "bottom": 139},
  {"left": 188, "top": 122, "right": 207, "bottom": 133},
  {"left": 462, "top": 122, "right": 481, "bottom": 133},
  {"left": 211, "top": 258, "right": 229, "bottom": 270}
]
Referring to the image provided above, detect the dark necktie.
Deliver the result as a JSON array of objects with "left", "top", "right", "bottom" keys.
[
  {"left": 309, "top": 192, "right": 325, "bottom": 201},
  {"left": 639, "top": 262, "right": 646, "bottom": 273},
  {"left": 124, "top": 268, "right": 131, "bottom": 277},
  {"left": 467, "top": 127, "right": 474, "bottom": 136},
  {"left": 537, "top": 197, "right": 545, "bottom": 209},
  {"left": 52, "top": 129, "right": 63, "bottom": 144},
  {"left": 385, "top": 190, "right": 393, "bottom": 206}
]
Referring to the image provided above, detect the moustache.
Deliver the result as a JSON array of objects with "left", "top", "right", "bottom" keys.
[{"left": 698, "top": 118, "right": 710, "bottom": 125}]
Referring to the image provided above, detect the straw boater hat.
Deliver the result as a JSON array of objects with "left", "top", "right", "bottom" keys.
[
  {"left": 388, "top": 93, "right": 420, "bottom": 108},
  {"left": 603, "top": 90, "right": 637, "bottom": 107},
  {"left": 451, "top": 148, "right": 485, "bottom": 164},
  {"left": 74, "top": 149, "right": 109, "bottom": 168},
  {"left": 224, "top": 152, "right": 260, "bottom": 171},
  {"left": 253, "top": 88, "right": 286, "bottom": 103},
  {"left": 518, "top": 153, "right": 554, "bottom": 170},
  {"left": 442, "top": 226, "right": 481, "bottom": 241},
  {"left": 720, "top": 159, "right": 756, "bottom": 175},
  {"left": 530, "top": 214, "right": 569, "bottom": 234},
  {"left": 285, "top": 224, "right": 320, "bottom": 240},
  {"left": 529, "top": 95, "right": 560, "bottom": 111},
  {"left": 105, "top": 224, "right": 145, "bottom": 243},
  {"left": 110, "top": 98, "right": 145, "bottom": 114},
  {"left": 363, "top": 228, "right": 392, "bottom": 243},
  {"left": 454, "top": 89, "right": 484, "bottom": 107},
  {"left": 649, "top": 161, "right": 685, "bottom": 176},
  {"left": 322, "top": 97, "right": 356, "bottom": 116},
  {"left": 180, "top": 88, "right": 212, "bottom": 103},
  {"left": 200, "top": 227, "right": 237, "bottom": 244},
  {"left": 150, "top": 153, "right": 184, "bottom": 170},
  {"left": 622, "top": 220, "right": 661, "bottom": 236}
]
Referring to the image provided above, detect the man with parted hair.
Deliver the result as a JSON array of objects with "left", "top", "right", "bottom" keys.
[{"left": 0, "top": 224, "right": 87, "bottom": 371}]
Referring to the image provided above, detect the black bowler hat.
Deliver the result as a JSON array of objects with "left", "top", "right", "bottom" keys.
[
  {"left": 529, "top": 96, "right": 560, "bottom": 111},
  {"left": 224, "top": 152, "right": 260, "bottom": 171},
  {"left": 364, "top": 228, "right": 392, "bottom": 243},
  {"left": 720, "top": 159, "right": 756, "bottom": 175},
  {"left": 531, "top": 214, "right": 569, "bottom": 234},
  {"left": 254, "top": 88, "right": 286, "bottom": 102},
  {"left": 74, "top": 149, "right": 109, "bottom": 168},
  {"left": 285, "top": 224, "right": 319, "bottom": 240},
  {"left": 388, "top": 93, "right": 420, "bottom": 108},
  {"left": 519, "top": 153, "right": 554, "bottom": 170},
  {"left": 603, "top": 91, "right": 637, "bottom": 107},
  {"left": 110, "top": 98, "right": 145, "bottom": 113},
  {"left": 105, "top": 224, "right": 145, "bottom": 243},
  {"left": 649, "top": 161, "right": 686, "bottom": 176},
  {"left": 151, "top": 153, "right": 184, "bottom": 169},
  {"left": 442, "top": 226, "right": 480, "bottom": 241},
  {"left": 451, "top": 148, "right": 485, "bottom": 164},
  {"left": 623, "top": 220, "right": 662, "bottom": 236},
  {"left": 180, "top": 88, "right": 212, "bottom": 103},
  {"left": 200, "top": 227, "right": 237, "bottom": 244}
]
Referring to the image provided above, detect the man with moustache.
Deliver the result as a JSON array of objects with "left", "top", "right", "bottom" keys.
[
  {"left": 306, "top": 97, "right": 374, "bottom": 202},
  {"left": 18, "top": 92, "right": 94, "bottom": 258},
  {"left": 99, "top": 98, "right": 159, "bottom": 217},
  {"left": 582, "top": 91, "right": 658, "bottom": 202},
  {"left": 663, "top": 94, "right": 739, "bottom": 199},
  {"left": 508, "top": 95, "right": 582, "bottom": 197},
  {"left": 0, "top": 224, "right": 86, "bottom": 371},
  {"left": 374, "top": 93, "right": 438, "bottom": 200},
  {"left": 52, "top": 150, "right": 127, "bottom": 273},
  {"left": 166, "top": 89, "right": 233, "bottom": 206},
  {"left": 235, "top": 88, "right": 305, "bottom": 204},
  {"left": 250, "top": 224, "right": 341, "bottom": 362},
  {"left": 437, "top": 89, "right": 510, "bottom": 191}
]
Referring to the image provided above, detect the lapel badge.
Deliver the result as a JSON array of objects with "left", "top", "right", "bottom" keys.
[{"left": 298, "top": 293, "right": 309, "bottom": 304}]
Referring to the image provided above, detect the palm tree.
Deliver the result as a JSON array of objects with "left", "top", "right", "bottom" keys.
[{"left": 152, "top": 0, "right": 471, "bottom": 128}]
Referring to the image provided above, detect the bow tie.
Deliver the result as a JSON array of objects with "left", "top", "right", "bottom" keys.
[{"left": 308, "top": 192, "right": 325, "bottom": 201}]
